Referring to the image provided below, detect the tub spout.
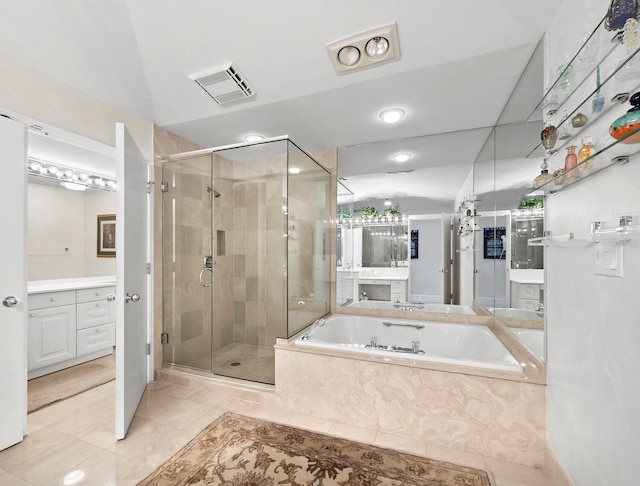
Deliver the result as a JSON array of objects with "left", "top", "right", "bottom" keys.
[{"left": 411, "top": 340, "right": 421, "bottom": 353}]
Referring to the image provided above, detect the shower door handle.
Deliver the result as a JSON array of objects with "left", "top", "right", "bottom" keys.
[{"left": 199, "top": 267, "right": 213, "bottom": 287}]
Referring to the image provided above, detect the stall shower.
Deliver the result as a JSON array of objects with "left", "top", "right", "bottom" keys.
[{"left": 161, "top": 137, "right": 331, "bottom": 385}]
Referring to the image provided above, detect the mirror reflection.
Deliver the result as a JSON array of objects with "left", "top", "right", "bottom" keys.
[{"left": 336, "top": 41, "right": 547, "bottom": 360}]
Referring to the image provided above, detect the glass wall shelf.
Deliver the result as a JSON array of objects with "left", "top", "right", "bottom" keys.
[
  {"left": 524, "top": 11, "right": 640, "bottom": 198},
  {"left": 592, "top": 223, "right": 640, "bottom": 245},
  {"left": 533, "top": 16, "right": 620, "bottom": 119},
  {"left": 527, "top": 128, "right": 640, "bottom": 195},
  {"left": 528, "top": 232, "right": 591, "bottom": 247},
  {"left": 338, "top": 217, "right": 407, "bottom": 227}
]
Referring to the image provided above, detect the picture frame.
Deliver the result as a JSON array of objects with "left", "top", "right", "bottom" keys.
[
  {"left": 97, "top": 214, "right": 116, "bottom": 258},
  {"left": 483, "top": 227, "right": 506, "bottom": 259},
  {"left": 411, "top": 230, "right": 419, "bottom": 259}
]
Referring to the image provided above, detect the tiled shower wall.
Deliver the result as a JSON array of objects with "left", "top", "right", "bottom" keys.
[{"left": 230, "top": 155, "right": 287, "bottom": 348}]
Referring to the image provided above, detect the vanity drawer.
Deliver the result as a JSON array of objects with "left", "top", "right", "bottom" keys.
[
  {"left": 391, "top": 280, "right": 406, "bottom": 292},
  {"left": 77, "top": 323, "right": 115, "bottom": 356},
  {"left": 77, "top": 300, "right": 116, "bottom": 330},
  {"left": 28, "top": 290, "right": 76, "bottom": 310},
  {"left": 517, "top": 284, "right": 540, "bottom": 300},
  {"left": 77, "top": 286, "right": 116, "bottom": 303}
]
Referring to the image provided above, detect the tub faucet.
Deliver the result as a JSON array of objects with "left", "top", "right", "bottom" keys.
[
  {"left": 411, "top": 340, "right": 421, "bottom": 353},
  {"left": 360, "top": 291, "right": 368, "bottom": 301}
]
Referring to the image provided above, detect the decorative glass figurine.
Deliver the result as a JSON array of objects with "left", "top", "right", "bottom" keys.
[
  {"left": 605, "top": 0, "right": 639, "bottom": 31},
  {"left": 563, "top": 146, "right": 579, "bottom": 181},
  {"left": 541, "top": 124, "right": 558, "bottom": 150},
  {"left": 533, "top": 160, "right": 554, "bottom": 189},
  {"left": 616, "top": 18, "right": 640, "bottom": 81},
  {"left": 610, "top": 91, "right": 640, "bottom": 144}
]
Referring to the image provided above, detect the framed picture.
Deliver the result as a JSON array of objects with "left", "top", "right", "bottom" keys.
[
  {"left": 411, "top": 230, "right": 419, "bottom": 259},
  {"left": 483, "top": 227, "right": 506, "bottom": 259},
  {"left": 97, "top": 214, "right": 116, "bottom": 258}
]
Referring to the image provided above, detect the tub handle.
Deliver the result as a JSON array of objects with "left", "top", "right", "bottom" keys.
[{"left": 382, "top": 321, "right": 425, "bottom": 330}]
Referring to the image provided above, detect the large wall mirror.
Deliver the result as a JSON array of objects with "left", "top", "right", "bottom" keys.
[{"left": 335, "top": 41, "right": 547, "bottom": 360}]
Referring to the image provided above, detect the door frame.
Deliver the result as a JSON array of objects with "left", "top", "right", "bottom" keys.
[{"left": 0, "top": 108, "right": 154, "bottom": 439}]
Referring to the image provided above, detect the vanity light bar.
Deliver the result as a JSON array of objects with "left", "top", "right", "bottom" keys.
[{"left": 27, "top": 157, "right": 117, "bottom": 192}]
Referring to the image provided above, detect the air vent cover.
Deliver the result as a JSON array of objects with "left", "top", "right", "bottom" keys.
[{"left": 190, "top": 63, "right": 256, "bottom": 105}]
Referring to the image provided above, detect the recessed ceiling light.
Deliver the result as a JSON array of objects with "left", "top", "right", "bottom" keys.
[
  {"left": 288, "top": 167, "right": 301, "bottom": 174},
  {"left": 366, "top": 37, "right": 389, "bottom": 59},
  {"left": 337, "top": 46, "right": 361, "bottom": 66},
  {"left": 244, "top": 134, "right": 265, "bottom": 143},
  {"left": 392, "top": 152, "right": 412, "bottom": 163},
  {"left": 384, "top": 200, "right": 392, "bottom": 206},
  {"left": 379, "top": 108, "right": 405, "bottom": 124}
]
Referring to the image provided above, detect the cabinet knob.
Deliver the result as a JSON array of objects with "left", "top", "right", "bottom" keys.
[
  {"left": 95, "top": 303, "right": 101, "bottom": 307},
  {"left": 50, "top": 298, "right": 56, "bottom": 302},
  {"left": 95, "top": 292, "right": 100, "bottom": 296},
  {"left": 30, "top": 313, "right": 36, "bottom": 317}
]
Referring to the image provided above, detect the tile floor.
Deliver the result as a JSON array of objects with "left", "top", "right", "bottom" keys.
[
  {"left": 212, "top": 342, "right": 275, "bottom": 384},
  {"left": 0, "top": 378, "right": 557, "bottom": 486}
]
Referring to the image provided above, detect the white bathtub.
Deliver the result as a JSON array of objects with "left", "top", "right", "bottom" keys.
[
  {"left": 296, "top": 314, "right": 522, "bottom": 372},
  {"left": 347, "top": 301, "right": 476, "bottom": 315}
]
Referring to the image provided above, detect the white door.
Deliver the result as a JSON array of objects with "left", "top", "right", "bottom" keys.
[
  {"left": 441, "top": 215, "right": 453, "bottom": 304},
  {"left": 115, "top": 123, "right": 149, "bottom": 440},
  {"left": 0, "top": 116, "right": 27, "bottom": 450}
]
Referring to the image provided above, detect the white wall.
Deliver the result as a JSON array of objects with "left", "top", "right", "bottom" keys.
[
  {"left": 28, "top": 183, "right": 116, "bottom": 280},
  {"left": 409, "top": 218, "right": 443, "bottom": 303},
  {"left": 545, "top": 1, "right": 640, "bottom": 484},
  {"left": 0, "top": 53, "right": 152, "bottom": 158}
]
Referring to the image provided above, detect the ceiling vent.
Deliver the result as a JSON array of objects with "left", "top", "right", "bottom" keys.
[{"left": 190, "top": 63, "right": 256, "bottom": 105}]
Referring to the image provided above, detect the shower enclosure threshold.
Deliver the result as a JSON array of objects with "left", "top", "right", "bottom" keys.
[{"left": 158, "top": 364, "right": 276, "bottom": 393}]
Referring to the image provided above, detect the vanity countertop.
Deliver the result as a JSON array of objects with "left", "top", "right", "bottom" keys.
[
  {"left": 509, "top": 269, "right": 543, "bottom": 285},
  {"left": 358, "top": 275, "right": 408, "bottom": 281},
  {"left": 28, "top": 276, "right": 116, "bottom": 294}
]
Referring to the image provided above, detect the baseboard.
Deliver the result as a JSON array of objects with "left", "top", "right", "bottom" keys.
[{"left": 545, "top": 444, "right": 572, "bottom": 485}]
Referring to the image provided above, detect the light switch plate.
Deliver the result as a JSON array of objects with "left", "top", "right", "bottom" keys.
[{"left": 595, "top": 244, "right": 623, "bottom": 277}]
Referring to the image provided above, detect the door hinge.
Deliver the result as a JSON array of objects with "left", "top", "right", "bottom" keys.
[
  {"left": 146, "top": 180, "right": 154, "bottom": 194},
  {"left": 146, "top": 343, "right": 151, "bottom": 355},
  {"left": 146, "top": 262, "right": 151, "bottom": 274},
  {"left": 161, "top": 332, "right": 169, "bottom": 344},
  {"left": 160, "top": 181, "right": 169, "bottom": 193}
]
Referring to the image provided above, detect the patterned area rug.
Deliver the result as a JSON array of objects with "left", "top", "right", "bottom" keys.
[{"left": 138, "top": 412, "right": 492, "bottom": 485}]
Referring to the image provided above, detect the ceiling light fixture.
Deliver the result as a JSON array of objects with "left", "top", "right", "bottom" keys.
[
  {"left": 392, "top": 152, "right": 412, "bottom": 163},
  {"left": 385, "top": 169, "right": 415, "bottom": 176},
  {"left": 60, "top": 182, "right": 87, "bottom": 192},
  {"left": 384, "top": 200, "right": 392, "bottom": 206},
  {"left": 288, "top": 167, "right": 301, "bottom": 174},
  {"left": 337, "top": 46, "right": 361, "bottom": 66},
  {"left": 326, "top": 22, "right": 400, "bottom": 75},
  {"left": 26, "top": 157, "right": 116, "bottom": 192},
  {"left": 365, "top": 36, "right": 389, "bottom": 58},
  {"left": 379, "top": 108, "right": 405, "bottom": 124},
  {"left": 244, "top": 134, "right": 265, "bottom": 143}
]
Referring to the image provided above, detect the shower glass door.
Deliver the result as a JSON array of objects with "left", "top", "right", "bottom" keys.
[{"left": 162, "top": 154, "right": 213, "bottom": 371}]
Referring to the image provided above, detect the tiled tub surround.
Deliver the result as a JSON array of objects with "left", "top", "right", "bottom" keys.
[
  {"left": 275, "top": 332, "right": 546, "bottom": 468},
  {"left": 161, "top": 313, "right": 545, "bottom": 468}
]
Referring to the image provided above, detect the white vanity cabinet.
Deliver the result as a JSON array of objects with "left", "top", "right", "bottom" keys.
[
  {"left": 510, "top": 282, "right": 543, "bottom": 310},
  {"left": 76, "top": 286, "right": 116, "bottom": 356},
  {"left": 28, "top": 291, "right": 77, "bottom": 371},
  {"left": 27, "top": 278, "right": 116, "bottom": 379}
]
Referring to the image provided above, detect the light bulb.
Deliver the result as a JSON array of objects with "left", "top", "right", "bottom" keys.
[
  {"left": 379, "top": 108, "right": 405, "bottom": 124},
  {"left": 365, "top": 36, "right": 389, "bottom": 58},
  {"left": 337, "top": 45, "right": 360, "bottom": 66},
  {"left": 392, "top": 153, "right": 412, "bottom": 163}
]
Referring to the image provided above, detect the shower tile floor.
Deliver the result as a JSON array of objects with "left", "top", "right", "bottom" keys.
[{"left": 213, "top": 343, "right": 275, "bottom": 385}]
